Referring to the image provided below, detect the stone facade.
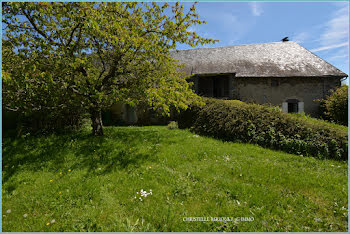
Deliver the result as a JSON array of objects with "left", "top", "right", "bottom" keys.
[
  {"left": 107, "top": 75, "right": 342, "bottom": 124},
  {"left": 172, "top": 41, "right": 347, "bottom": 117},
  {"left": 193, "top": 75, "right": 342, "bottom": 117}
]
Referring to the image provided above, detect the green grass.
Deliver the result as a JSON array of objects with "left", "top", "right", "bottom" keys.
[{"left": 2, "top": 125, "right": 348, "bottom": 232}]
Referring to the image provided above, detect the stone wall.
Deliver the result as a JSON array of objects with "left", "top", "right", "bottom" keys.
[
  {"left": 105, "top": 76, "right": 343, "bottom": 125},
  {"left": 231, "top": 77, "right": 341, "bottom": 116}
]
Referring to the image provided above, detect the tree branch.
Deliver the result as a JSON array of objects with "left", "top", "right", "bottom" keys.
[
  {"left": 22, "top": 9, "right": 61, "bottom": 47},
  {"left": 93, "top": 37, "right": 107, "bottom": 81},
  {"left": 66, "top": 22, "right": 82, "bottom": 47},
  {"left": 69, "top": 27, "right": 82, "bottom": 56}
]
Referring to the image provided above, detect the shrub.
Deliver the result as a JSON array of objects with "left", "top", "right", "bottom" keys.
[
  {"left": 178, "top": 98, "right": 348, "bottom": 160},
  {"left": 167, "top": 121, "right": 178, "bottom": 130},
  {"left": 3, "top": 107, "right": 86, "bottom": 137},
  {"left": 320, "top": 85, "right": 348, "bottom": 126}
]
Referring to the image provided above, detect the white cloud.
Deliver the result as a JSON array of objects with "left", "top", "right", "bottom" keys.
[
  {"left": 319, "top": 3, "right": 349, "bottom": 48},
  {"left": 292, "top": 3, "right": 349, "bottom": 77},
  {"left": 194, "top": 5, "right": 255, "bottom": 45},
  {"left": 293, "top": 32, "right": 310, "bottom": 44},
  {"left": 249, "top": 2, "right": 263, "bottom": 16},
  {"left": 310, "top": 2, "right": 349, "bottom": 73},
  {"left": 310, "top": 42, "right": 348, "bottom": 52},
  {"left": 181, "top": 2, "right": 263, "bottom": 47},
  {"left": 328, "top": 53, "right": 349, "bottom": 61}
]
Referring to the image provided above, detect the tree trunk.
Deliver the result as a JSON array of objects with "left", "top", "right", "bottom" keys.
[{"left": 90, "top": 109, "right": 104, "bottom": 136}]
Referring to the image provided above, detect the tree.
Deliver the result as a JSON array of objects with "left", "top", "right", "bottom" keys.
[
  {"left": 2, "top": 39, "right": 86, "bottom": 135},
  {"left": 320, "top": 85, "right": 348, "bottom": 126},
  {"left": 2, "top": 2, "right": 217, "bottom": 135}
]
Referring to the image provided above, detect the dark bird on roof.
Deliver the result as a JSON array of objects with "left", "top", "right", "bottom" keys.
[{"left": 282, "top": 37, "right": 289, "bottom": 42}]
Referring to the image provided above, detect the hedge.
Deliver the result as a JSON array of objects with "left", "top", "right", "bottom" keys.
[{"left": 178, "top": 98, "right": 348, "bottom": 160}]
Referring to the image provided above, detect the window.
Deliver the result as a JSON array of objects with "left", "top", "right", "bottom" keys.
[
  {"left": 213, "top": 77, "right": 229, "bottom": 98},
  {"left": 288, "top": 102, "right": 298, "bottom": 113},
  {"left": 282, "top": 99, "right": 304, "bottom": 113},
  {"left": 198, "top": 77, "right": 213, "bottom": 97},
  {"left": 197, "top": 75, "right": 230, "bottom": 98}
]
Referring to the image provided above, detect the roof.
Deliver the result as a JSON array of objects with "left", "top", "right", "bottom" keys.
[{"left": 170, "top": 41, "right": 348, "bottom": 78}]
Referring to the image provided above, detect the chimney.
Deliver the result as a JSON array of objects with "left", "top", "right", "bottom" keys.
[{"left": 282, "top": 37, "right": 289, "bottom": 42}]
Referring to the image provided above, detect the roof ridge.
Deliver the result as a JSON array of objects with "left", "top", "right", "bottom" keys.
[{"left": 172, "top": 41, "right": 298, "bottom": 52}]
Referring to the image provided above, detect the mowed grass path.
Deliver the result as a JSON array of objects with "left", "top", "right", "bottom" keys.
[{"left": 2, "top": 126, "right": 348, "bottom": 232}]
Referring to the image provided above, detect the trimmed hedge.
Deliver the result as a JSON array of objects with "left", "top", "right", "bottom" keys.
[{"left": 178, "top": 98, "right": 348, "bottom": 160}]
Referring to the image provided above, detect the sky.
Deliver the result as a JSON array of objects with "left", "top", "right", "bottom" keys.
[
  {"left": 2, "top": 1, "right": 348, "bottom": 82},
  {"left": 176, "top": 1, "right": 349, "bottom": 83}
]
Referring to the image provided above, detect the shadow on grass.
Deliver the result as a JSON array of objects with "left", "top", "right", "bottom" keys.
[{"left": 2, "top": 127, "right": 164, "bottom": 186}]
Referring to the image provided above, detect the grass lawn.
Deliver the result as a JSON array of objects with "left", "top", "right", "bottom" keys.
[{"left": 2, "top": 125, "right": 348, "bottom": 232}]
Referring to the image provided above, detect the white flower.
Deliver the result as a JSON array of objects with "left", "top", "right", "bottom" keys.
[
  {"left": 6, "top": 209, "right": 11, "bottom": 214},
  {"left": 23, "top": 214, "right": 28, "bottom": 218},
  {"left": 51, "top": 219, "right": 56, "bottom": 223},
  {"left": 135, "top": 189, "right": 153, "bottom": 200}
]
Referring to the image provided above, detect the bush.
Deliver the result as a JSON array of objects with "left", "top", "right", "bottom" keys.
[
  {"left": 167, "top": 121, "right": 178, "bottom": 130},
  {"left": 3, "top": 108, "right": 86, "bottom": 137},
  {"left": 178, "top": 98, "right": 348, "bottom": 160},
  {"left": 320, "top": 85, "right": 348, "bottom": 126}
]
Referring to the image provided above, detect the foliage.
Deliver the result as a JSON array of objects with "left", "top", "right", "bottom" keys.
[
  {"left": 178, "top": 98, "right": 348, "bottom": 160},
  {"left": 2, "top": 2, "right": 215, "bottom": 135},
  {"left": 290, "top": 112, "right": 348, "bottom": 132},
  {"left": 167, "top": 121, "right": 178, "bottom": 129},
  {"left": 2, "top": 39, "right": 87, "bottom": 136},
  {"left": 320, "top": 85, "right": 348, "bottom": 126},
  {"left": 2, "top": 110, "right": 86, "bottom": 138},
  {"left": 2, "top": 126, "right": 348, "bottom": 232}
]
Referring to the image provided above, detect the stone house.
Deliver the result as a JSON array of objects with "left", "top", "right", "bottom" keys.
[
  {"left": 171, "top": 41, "right": 348, "bottom": 117},
  {"left": 106, "top": 41, "right": 347, "bottom": 124}
]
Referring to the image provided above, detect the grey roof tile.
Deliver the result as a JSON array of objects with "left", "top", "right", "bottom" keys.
[{"left": 170, "top": 41, "right": 348, "bottom": 78}]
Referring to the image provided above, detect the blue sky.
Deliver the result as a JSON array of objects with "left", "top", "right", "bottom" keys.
[
  {"left": 3, "top": 1, "right": 348, "bottom": 82},
  {"left": 176, "top": 1, "right": 349, "bottom": 83}
]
